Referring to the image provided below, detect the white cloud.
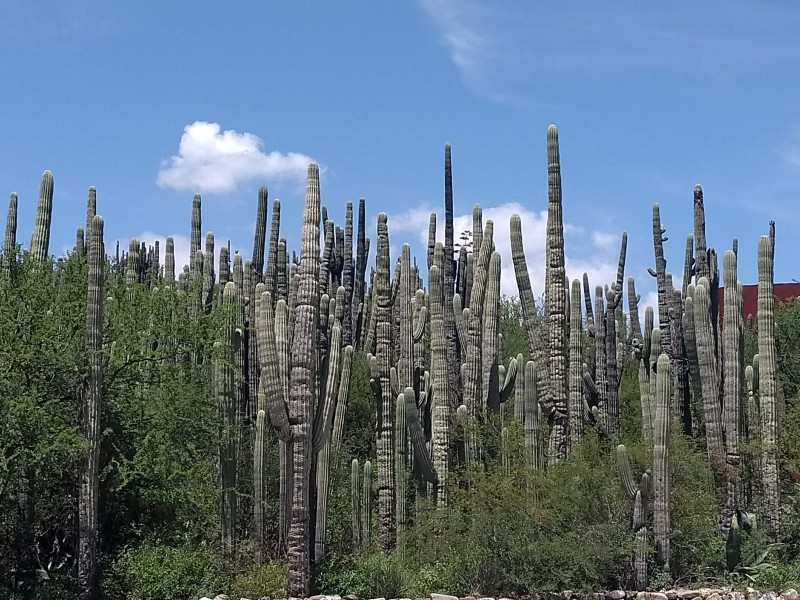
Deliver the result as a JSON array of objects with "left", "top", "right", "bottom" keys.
[
  {"left": 157, "top": 121, "right": 315, "bottom": 193},
  {"left": 385, "top": 202, "right": 621, "bottom": 304}
]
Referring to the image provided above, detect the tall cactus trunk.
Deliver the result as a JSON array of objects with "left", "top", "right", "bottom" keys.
[
  {"left": 5, "top": 192, "right": 18, "bottom": 260},
  {"left": 757, "top": 235, "right": 780, "bottom": 542},
  {"left": 443, "top": 144, "right": 461, "bottom": 407},
  {"left": 287, "top": 164, "right": 322, "bottom": 597},
  {"left": 30, "top": 170, "right": 54, "bottom": 261},
  {"left": 546, "top": 125, "right": 568, "bottom": 463},
  {"left": 78, "top": 215, "right": 104, "bottom": 600},
  {"left": 374, "top": 213, "right": 396, "bottom": 550},
  {"left": 653, "top": 353, "right": 672, "bottom": 571}
]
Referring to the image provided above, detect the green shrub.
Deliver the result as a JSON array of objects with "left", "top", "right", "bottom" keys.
[
  {"left": 403, "top": 430, "right": 633, "bottom": 594},
  {"left": 232, "top": 562, "right": 288, "bottom": 598},
  {"left": 103, "top": 544, "right": 230, "bottom": 600},
  {"left": 314, "top": 551, "right": 407, "bottom": 597}
]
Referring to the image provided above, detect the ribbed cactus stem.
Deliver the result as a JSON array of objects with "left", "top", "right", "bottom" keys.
[
  {"left": 649, "top": 203, "right": 671, "bottom": 353},
  {"left": 216, "top": 282, "right": 240, "bottom": 560},
  {"left": 522, "top": 361, "right": 543, "bottom": 471},
  {"left": 190, "top": 193, "right": 201, "bottom": 272},
  {"left": 395, "top": 391, "right": 407, "bottom": 555},
  {"left": 362, "top": 460, "right": 372, "bottom": 549},
  {"left": 483, "top": 251, "right": 501, "bottom": 412},
  {"left": 510, "top": 215, "right": 549, "bottom": 413},
  {"left": 616, "top": 444, "right": 651, "bottom": 590},
  {"left": 252, "top": 186, "right": 268, "bottom": 279},
  {"left": 85, "top": 186, "right": 96, "bottom": 253},
  {"left": 330, "top": 345, "right": 354, "bottom": 475},
  {"left": 164, "top": 237, "right": 175, "bottom": 283},
  {"left": 429, "top": 248, "right": 450, "bottom": 505},
  {"left": 286, "top": 164, "right": 321, "bottom": 596},
  {"left": 254, "top": 407, "right": 266, "bottom": 565},
  {"left": 653, "top": 352, "right": 671, "bottom": 569},
  {"left": 126, "top": 239, "right": 140, "bottom": 286},
  {"left": 71, "top": 227, "right": 84, "bottom": 258},
  {"left": 427, "top": 213, "right": 436, "bottom": 269},
  {"left": 456, "top": 404, "right": 472, "bottom": 467},
  {"left": 757, "top": 235, "right": 780, "bottom": 541},
  {"left": 374, "top": 213, "right": 395, "bottom": 550},
  {"left": 693, "top": 277, "right": 725, "bottom": 472},
  {"left": 404, "top": 386, "right": 438, "bottom": 485},
  {"left": 352, "top": 459, "right": 362, "bottom": 549},
  {"left": 77, "top": 215, "right": 104, "bottom": 598},
  {"left": 546, "top": 125, "right": 568, "bottom": 463},
  {"left": 4, "top": 192, "right": 18, "bottom": 259},
  {"left": 569, "top": 279, "right": 583, "bottom": 448},
  {"left": 30, "top": 170, "right": 54, "bottom": 261},
  {"left": 720, "top": 249, "right": 743, "bottom": 536},
  {"left": 693, "top": 185, "right": 709, "bottom": 282}
]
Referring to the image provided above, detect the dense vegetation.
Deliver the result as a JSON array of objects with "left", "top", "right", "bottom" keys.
[{"left": 1, "top": 127, "right": 799, "bottom": 599}]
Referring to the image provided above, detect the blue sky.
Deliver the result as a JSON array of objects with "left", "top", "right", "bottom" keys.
[{"left": 2, "top": 0, "right": 799, "bottom": 311}]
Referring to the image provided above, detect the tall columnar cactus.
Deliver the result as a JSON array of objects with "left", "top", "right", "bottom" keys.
[
  {"left": 394, "top": 390, "right": 408, "bottom": 553},
  {"left": 568, "top": 279, "right": 583, "bottom": 448},
  {"left": 653, "top": 352, "right": 672, "bottom": 570},
  {"left": 264, "top": 199, "right": 281, "bottom": 300},
  {"left": 4, "top": 192, "right": 18, "bottom": 260},
  {"left": 164, "top": 237, "right": 175, "bottom": 284},
  {"left": 30, "top": 170, "right": 54, "bottom": 261},
  {"left": 78, "top": 215, "right": 104, "bottom": 600},
  {"left": 371, "top": 213, "right": 396, "bottom": 550},
  {"left": 286, "top": 164, "right": 321, "bottom": 594},
  {"left": 429, "top": 244, "right": 450, "bottom": 505},
  {"left": 757, "top": 235, "right": 780, "bottom": 541},
  {"left": 362, "top": 460, "right": 373, "bottom": 548},
  {"left": 351, "top": 459, "right": 362, "bottom": 549},
  {"left": 85, "top": 187, "right": 96, "bottom": 254},
  {"left": 616, "top": 445, "right": 650, "bottom": 590},
  {"left": 719, "top": 249, "right": 743, "bottom": 533},
  {"left": 353, "top": 198, "right": 369, "bottom": 347},
  {"left": 649, "top": 204, "right": 671, "bottom": 353},
  {"left": 253, "top": 405, "right": 266, "bottom": 565},
  {"left": 545, "top": 125, "right": 568, "bottom": 463},
  {"left": 252, "top": 186, "right": 268, "bottom": 280},
  {"left": 519, "top": 360, "right": 544, "bottom": 472},
  {"left": 215, "top": 282, "right": 241, "bottom": 559},
  {"left": 190, "top": 193, "right": 201, "bottom": 273},
  {"left": 510, "top": 214, "right": 549, "bottom": 405},
  {"left": 443, "top": 144, "right": 460, "bottom": 405}
]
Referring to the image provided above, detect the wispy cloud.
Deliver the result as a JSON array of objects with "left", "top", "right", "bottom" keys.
[
  {"left": 157, "top": 121, "right": 315, "bottom": 194},
  {"left": 419, "top": 0, "right": 490, "bottom": 82},
  {"left": 1, "top": 0, "right": 110, "bottom": 39},
  {"left": 419, "top": 0, "right": 800, "bottom": 102}
]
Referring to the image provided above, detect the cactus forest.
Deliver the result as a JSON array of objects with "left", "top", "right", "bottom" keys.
[{"left": 2, "top": 125, "right": 800, "bottom": 600}]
